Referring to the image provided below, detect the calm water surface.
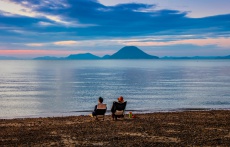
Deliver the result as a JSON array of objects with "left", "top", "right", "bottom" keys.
[{"left": 0, "top": 60, "right": 230, "bottom": 118}]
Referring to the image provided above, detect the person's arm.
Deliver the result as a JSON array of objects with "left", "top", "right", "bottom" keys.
[
  {"left": 94, "top": 105, "right": 97, "bottom": 112},
  {"left": 111, "top": 102, "right": 115, "bottom": 113}
]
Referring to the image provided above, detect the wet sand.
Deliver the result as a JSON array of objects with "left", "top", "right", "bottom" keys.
[{"left": 1, "top": 110, "right": 230, "bottom": 146}]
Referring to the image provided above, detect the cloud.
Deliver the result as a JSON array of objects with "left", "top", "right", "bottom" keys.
[
  {"left": 0, "top": 49, "right": 79, "bottom": 57},
  {"left": 1, "top": 0, "right": 229, "bottom": 39},
  {"left": 0, "top": 0, "right": 230, "bottom": 57},
  {"left": 178, "top": 38, "right": 230, "bottom": 48},
  {"left": 26, "top": 43, "right": 44, "bottom": 47},
  {"left": 0, "top": 0, "right": 92, "bottom": 27},
  {"left": 37, "top": 21, "right": 54, "bottom": 26},
  {"left": 99, "top": 0, "right": 230, "bottom": 18},
  {"left": 0, "top": 0, "right": 37, "bottom": 17},
  {"left": 123, "top": 37, "right": 230, "bottom": 48},
  {"left": 53, "top": 40, "right": 78, "bottom": 46}
]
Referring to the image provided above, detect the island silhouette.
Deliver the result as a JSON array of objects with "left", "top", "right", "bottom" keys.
[
  {"left": 33, "top": 46, "right": 230, "bottom": 60},
  {"left": 2, "top": 46, "right": 229, "bottom": 60},
  {"left": 34, "top": 46, "right": 159, "bottom": 60}
]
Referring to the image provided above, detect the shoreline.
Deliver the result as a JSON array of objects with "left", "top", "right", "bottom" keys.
[
  {"left": 1, "top": 110, "right": 230, "bottom": 146},
  {"left": 1, "top": 107, "right": 229, "bottom": 120}
]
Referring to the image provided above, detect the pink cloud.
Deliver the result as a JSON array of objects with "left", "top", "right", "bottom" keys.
[
  {"left": 53, "top": 41, "right": 78, "bottom": 46},
  {"left": 0, "top": 50, "right": 77, "bottom": 57}
]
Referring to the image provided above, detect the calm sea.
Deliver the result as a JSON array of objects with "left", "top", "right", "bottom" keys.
[{"left": 0, "top": 60, "right": 230, "bottom": 119}]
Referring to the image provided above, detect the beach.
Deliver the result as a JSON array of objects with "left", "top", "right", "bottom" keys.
[{"left": 1, "top": 110, "right": 230, "bottom": 146}]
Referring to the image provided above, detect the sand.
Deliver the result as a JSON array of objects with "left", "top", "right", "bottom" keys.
[{"left": 1, "top": 110, "right": 230, "bottom": 146}]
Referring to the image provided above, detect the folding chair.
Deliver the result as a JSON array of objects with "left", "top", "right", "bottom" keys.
[
  {"left": 95, "top": 103, "right": 107, "bottom": 120},
  {"left": 111, "top": 101, "right": 127, "bottom": 120}
]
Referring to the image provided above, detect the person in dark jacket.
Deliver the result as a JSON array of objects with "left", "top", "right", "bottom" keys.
[
  {"left": 92, "top": 97, "right": 106, "bottom": 116},
  {"left": 111, "top": 96, "right": 125, "bottom": 119}
]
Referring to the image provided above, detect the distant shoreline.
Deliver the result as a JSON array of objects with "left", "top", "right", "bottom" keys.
[
  {"left": 1, "top": 58, "right": 230, "bottom": 60},
  {"left": 1, "top": 108, "right": 230, "bottom": 120}
]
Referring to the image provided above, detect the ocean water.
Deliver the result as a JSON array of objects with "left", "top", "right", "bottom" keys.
[{"left": 0, "top": 60, "right": 230, "bottom": 119}]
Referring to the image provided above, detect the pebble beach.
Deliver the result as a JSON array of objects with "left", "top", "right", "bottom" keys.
[{"left": 1, "top": 110, "right": 230, "bottom": 146}]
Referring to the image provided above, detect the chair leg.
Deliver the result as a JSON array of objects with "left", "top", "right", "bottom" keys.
[{"left": 112, "top": 114, "right": 115, "bottom": 120}]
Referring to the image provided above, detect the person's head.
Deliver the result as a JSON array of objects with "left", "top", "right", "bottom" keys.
[
  {"left": 98, "top": 97, "right": 103, "bottom": 103},
  {"left": 118, "top": 96, "right": 124, "bottom": 102}
]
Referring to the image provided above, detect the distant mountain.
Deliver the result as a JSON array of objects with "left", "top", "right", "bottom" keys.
[
  {"left": 66, "top": 53, "right": 100, "bottom": 60},
  {"left": 33, "top": 56, "right": 62, "bottom": 60},
  {"left": 102, "top": 55, "right": 111, "bottom": 59},
  {"left": 215, "top": 55, "right": 230, "bottom": 59},
  {"left": 32, "top": 46, "right": 229, "bottom": 60},
  {"left": 110, "top": 46, "right": 159, "bottom": 59},
  {"left": 0, "top": 56, "right": 18, "bottom": 60}
]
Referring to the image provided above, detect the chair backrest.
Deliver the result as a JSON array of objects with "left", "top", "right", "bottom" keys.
[
  {"left": 96, "top": 104, "right": 107, "bottom": 115},
  {"left": 113, "top": 101, "right": 127, "bottom": 116},
  {"left": 113, "top": 101, "right": 127, "bottom": 111},
  {"left": 97, "top": 103, "right": 107, "bottom": 109}
]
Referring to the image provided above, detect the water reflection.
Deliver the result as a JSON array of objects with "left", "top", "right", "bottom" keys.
[{"left": 0, "top": 60, "right": 230, "bottom": 118}]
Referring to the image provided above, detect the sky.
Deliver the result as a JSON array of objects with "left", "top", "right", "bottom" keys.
[{"left": 0, "top": 0, "right": 230, "bottom": 58}]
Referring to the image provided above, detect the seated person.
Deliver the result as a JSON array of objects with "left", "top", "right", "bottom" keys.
[
  {"left": 92, "top": 97, "right": 107, "bottom": 117},
  {"left": 111, "top": 96, "right": 127, "bottom": 120}
]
